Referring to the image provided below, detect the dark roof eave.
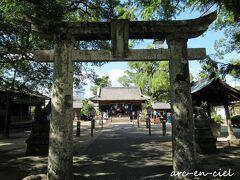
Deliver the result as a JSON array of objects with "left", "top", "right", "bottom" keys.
[{"left": 191, "top": 78, "right": 240, "bottom": 103}]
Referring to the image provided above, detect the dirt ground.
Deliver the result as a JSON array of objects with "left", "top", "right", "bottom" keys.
[{"left": 0, "top": 122, "right": 240, "bottom": 180}]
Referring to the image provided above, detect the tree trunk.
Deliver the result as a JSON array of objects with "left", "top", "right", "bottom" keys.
[{"left": 47, "top": 37, "right": 73, "bottom": 180}]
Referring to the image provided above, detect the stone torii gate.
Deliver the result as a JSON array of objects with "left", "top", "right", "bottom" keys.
[{"left": 34, "top": 12, "right": 217, "bottom": 179}]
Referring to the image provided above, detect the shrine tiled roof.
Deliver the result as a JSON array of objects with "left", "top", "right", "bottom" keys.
[
  {"left": 152, "top": 102, "right": 171, "bottom": 110},
  {"left": 191, "top": 78, "right": 215, "bottom": 94},
  {"left": 191, "top": 78, "right": 240, "bottom": 103},
  {"left": 0, "top": 84, "right": 49, "bottom": 104},
  {"left": 90, "top": 87, "right": 150, "bottom": 102}
]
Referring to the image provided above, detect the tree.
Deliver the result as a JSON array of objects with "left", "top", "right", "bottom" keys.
[
  {"left": 197, "top": 57, "right": 221, "bottom": 80},
  {"left": 1, "top": 0, "right": 133, "bottom": 96},
  {"left": 0, "top": 2, "right": 54, "bottom": 137},
  {"left": 197, "top": 57, "right": 240, "bottom": 80},
  {"left": 125, "top": 1, "right": 239, "bottom": 83},
  {"left": 220, "top": 59, "right": 240, "bottom": 79},
  {"left": 90, "top": 75, "right": 112, "bottom": 96},
  {"left": 3, "top": 1, "right": 126, "bottom": 178},
  {"left": 118, "top": 74, "right": 134, "bottom": 87},
  {"left": 118, "top": 61, "right": 170, "bottom": 102},
  {"left": 187, "top": 1, "right": 240, "bottom": 61},
  {"left": 0, "top": 2, "right": 54, "bottom": 91},
  {"left": 81, "top": 99, "right": 94, "bottom": 120},
  {"left": 2, "top": 0, "right": 238, "bottom": 95},
  {"left": 0, "top": 0, "right": 125, "bottom": 138}
]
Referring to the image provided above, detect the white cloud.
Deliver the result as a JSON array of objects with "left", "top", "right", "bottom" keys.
[
  {"left": 107, "top": 69, "right": 125, "bottom": 82},
  {"left": 96, "top": 72, "right": 104, "bottom": 77},
  {"left": 226, "top": 76, "right": 240, "bottom": 88},
  {"left": 96, "top": 69, "right": 125, "bottom": 86},
  {"left": 83, "top": 69, "right": 126, "bottom": 98},
  {"left": 84, "top": 86, "right": 93, "bottom": 98},
  {"left": 82, "top": 79, "right": 92, "bottom": 98}
]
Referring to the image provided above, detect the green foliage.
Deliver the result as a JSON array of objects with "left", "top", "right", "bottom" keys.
[
  {"left": 0, "top": 1, "right": 54, "bottom": 92},
  {"left": 118, "top": 61, "right": 170, "bottom": 102},
  {"left": 220, "top": 60, "right": 240, "bottom": 79},
  {"left": 22, "top": 0, "right": 122, "bottom": 22},
  {"left": 197, "top": 57, "right": 240, "bottom": 80},
  {"left": 186, "top": 0, "right": 240, "bottom": 55},
  {"left": 90, "top": 75, "right": 111, "bottom": 96},
  {"left": 81, "top": 99, "right": 94, "bottom": 120},
  {"left": 118, "top": 75, "right": 134, "bottom": 87},
  {"left": 198, "top": 57, "right": 221, "bottom": 80},
  {"left": 211, "top": 112, "right": 222, "bottom": 122},
  {"left": 214, "top": 26, "right": 239, "bottom": 57},
  {"left": 129, "top": 0, "right": 239, "bottom": 82},
  {"left": 130, "top": 0, "right": 181, "bottom": 20},
  {"left": 1, "top": 0, "right": 240, "bottom": 96},
  {"left": 231, "top": 115, "right": 240, "bottom": 127},
  {"left": 0, "top": 1, "right": 122, "bottom": 94}
]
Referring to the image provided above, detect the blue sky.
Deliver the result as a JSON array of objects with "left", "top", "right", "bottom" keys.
[{"left": 82, "top": 10, "right": 240, "bottom": 98}]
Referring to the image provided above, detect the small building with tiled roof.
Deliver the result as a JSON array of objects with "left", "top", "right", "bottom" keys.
[
  {"left": 191, "top": 78, "right": 240, "bottom": 104},
  {"left": 90, "top": 87, "right": 150, "bottom": 116},
  {"left": 0, "top": 84, "right": 49, "bottom": 130},
  {"left": 73, "top": 98, "right": 83, "bottom": 120},
  {"left": 152, "top": 102, "right": 171, "bottom": 111},
  {"left": 191, "top": 78, "right": 240, "bottom": 141}
]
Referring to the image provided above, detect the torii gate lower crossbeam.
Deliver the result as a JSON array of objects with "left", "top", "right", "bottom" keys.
[
  {"left": 32, "top": 12, "right": 217, "bottom": 180},
  {"left": 35, "top": 48, "right": 206, "bottom": 62},
  {"left": 34, "top": 48, "right": 206, "bottom": 62}
]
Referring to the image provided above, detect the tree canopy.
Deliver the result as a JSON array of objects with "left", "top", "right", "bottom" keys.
[
  {"left": 90, "top": 75, "right": 112, "bottom": 96},
  {"left": 197, "top": 57, "right": 240, "bottom": 80},
  {"left": 0, "top": 0, "right": 120, "bottom": 95},
  {"left": 0, "top": 1, "right": 54, "bottom": 92},
  {"left": 1, "top": 0, "right": 239, "bottom": 98},
  {"left": 118, "top": 61, "right": 169, "bottom": 102}
]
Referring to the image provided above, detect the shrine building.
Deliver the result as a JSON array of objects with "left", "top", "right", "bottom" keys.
[
  {"left": 90, "top": 87, "right": 150, "bottom": 116},
  {"left": 0, "top": 84, "right": 49, "bottom": 129}
]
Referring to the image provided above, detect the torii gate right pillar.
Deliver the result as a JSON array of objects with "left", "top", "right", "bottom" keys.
[{"left": 167, "top": 34, "right": 196, "bottom": 173}]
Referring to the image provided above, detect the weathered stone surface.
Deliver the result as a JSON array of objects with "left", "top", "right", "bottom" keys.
[
  {"left": 31, "top": 11, "right": 217, "bottom": 40},
  {"left": 47, "top": 37, "right": 73, "bottom": 180},
  {"left": 23, "top": 174, "right": 47, "bottom": 180},
  {"left": 210, "top": 122, "right": 221, "bottom": 138},
  {"left": 26, "top": 102, "right": 51, "bottom": 156},
  {"left": 26, "top": 123, "right": 50, "bottom": 155},
  {"left": 193, "top": 106, "right": 217, "bottom": 154},
  {"left": 111, "top": 19, "right": 129, "bottom": 58},
  {"left": 167, "top": 35, "right": 196, "bottom": 173},
  {"left": 35, "top": 48, "right": 206, "bottom": 62}
]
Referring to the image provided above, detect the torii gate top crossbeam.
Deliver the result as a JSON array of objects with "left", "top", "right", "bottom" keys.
[{"left": 32, "top": 11, "right": 217, "bottom": 40}]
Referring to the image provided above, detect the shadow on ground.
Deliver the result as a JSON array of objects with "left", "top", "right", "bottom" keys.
[
  {"left": 73, "top": 125, "right": 173, "bottom": 179},
  {"left": 0, "top": 124, "right": 240, "bottom": 180}
]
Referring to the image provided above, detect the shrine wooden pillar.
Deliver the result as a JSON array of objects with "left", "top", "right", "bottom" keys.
[
  {"left": 224, "top": 103, "right": 236, "bottom": 140},
  {"left": 167, "top": 34, "right": 196, "bottom": 173},
  {"left": 47, "top": 35, "right": 74, "bottom": 180}
]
